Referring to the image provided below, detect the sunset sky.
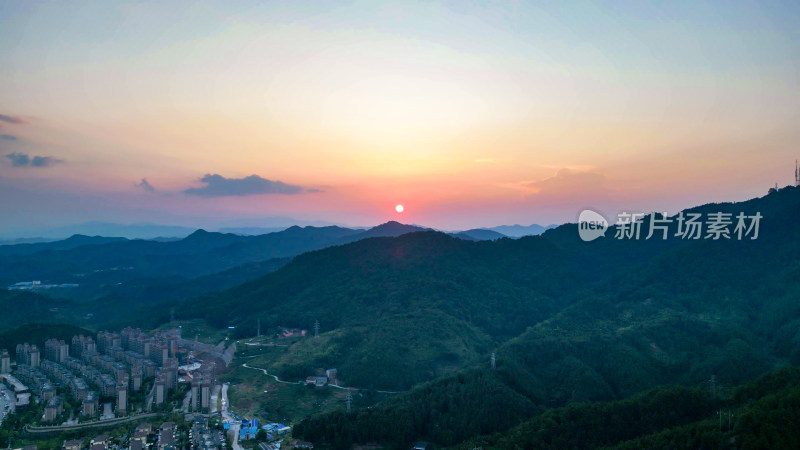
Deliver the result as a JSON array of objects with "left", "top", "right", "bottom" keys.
[{"left": 1, "top": 1, "right": 798, "bottom": 235}]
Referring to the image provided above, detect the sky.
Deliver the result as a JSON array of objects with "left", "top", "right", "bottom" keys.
[{"left": 1, "top": 0, "right": 798, "bottom": 236}]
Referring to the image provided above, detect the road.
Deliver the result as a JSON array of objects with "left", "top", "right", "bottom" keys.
[
  {"left": 220, "top": 383, "right": 243, "bottom": 450},
  {"left": 181, "top": 390, "right": 191, "bottom": 413},
  {"left": 242, "top": 363, "right": 301, "bottom": 385},
  {"left": 145, "top": 381, "right": 155, "bottom": 411},
  {"left": 100, "top": 403, "right": 114, "bottom": 420},
  {"left": 26, "top": 412, "right": 162, "bottom": 434},
  {"left": 243, "top": 341, "right": 288, "bottom": 348},
  {"left": 242, "top": 362, "right": 405, "bottom": 394}
]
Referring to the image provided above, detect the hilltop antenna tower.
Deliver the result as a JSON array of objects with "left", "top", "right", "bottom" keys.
[
  {"left": 314, "top": 320, "right": 320, "bottom": 338},
  {"left": 257, "top": 318, "right": 261, "bottom": 338},
  {"left": 795, "top": 160, "right": 799, "bottom": 186},
  {"left": 346, "top": 390, "right": 353, "bottom": 413}
]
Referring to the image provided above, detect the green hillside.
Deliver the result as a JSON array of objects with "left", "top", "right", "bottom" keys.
[
  {"left": 280, "top": 186, "right": 800, "bottom": 447},
  {"left": 0, "top": 290, "right": 79, "bottom": 332},
  {"left": 0, "top": 323, "right": 93, "bottom": 351},
  {"left": 461, "top": 367, "right": 800, "bottom": 450}
]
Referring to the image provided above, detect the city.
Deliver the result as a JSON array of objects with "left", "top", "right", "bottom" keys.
[{"left": 0, "top": 327, "right": 296, "bottom": 449}]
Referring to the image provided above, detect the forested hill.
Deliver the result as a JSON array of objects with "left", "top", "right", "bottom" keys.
[
  {"left": 0, "top": 323, "right": 93, "bottom": 352},
  {"left": 182, "top": 185, "right": 800, "bottom": 447},
  {"left": 188, "top": 229, "right": 583, "bottom": 337},
  {"left": 187, "top": 185, "right": 800, "bottom": 343}
]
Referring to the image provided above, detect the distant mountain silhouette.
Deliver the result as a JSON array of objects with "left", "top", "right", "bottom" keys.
[
  {"left": 0, "top": 234, "right": 127, "bottom": 257},
  {"left": 343, "top": 221, "right": 428, "bottom": 241},
  {"left": 216, "top": 226, "right": 287, "bottom": 235},
  {"left": 0, "top": 221, "right": 198, "bottom": 240},
  {"left": 452, "top": 228, "right": 507, "bottom": 241},
  {"left": 489, "top": 223, "right": 557, "bottom": 237}
]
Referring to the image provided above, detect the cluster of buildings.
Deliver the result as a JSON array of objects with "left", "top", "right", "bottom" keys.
[
  {"left": 231, "top": 418, "right": 291, "bottom": 442},
  {"left": 190, "top": 416, "right": 226, "bottom": 450},
  {"left": 304, "top": 368, "right": 337, "bottom": 387},
  {"left": 0, "top": 326, "right": 220, "bottom": 425},
  {"left": 62, "top": 421, "right": 189, "bottom": 450},
  {"left": 8, "top": 280, "right": 79, "bottom": 290}
]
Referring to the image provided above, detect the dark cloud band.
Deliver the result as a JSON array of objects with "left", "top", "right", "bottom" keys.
[
  {"left": 5, "top": 152, "right": 64, "bottom": 168},
  {"left": 182, "top": 173, "right": 314, "bottom": 197}
]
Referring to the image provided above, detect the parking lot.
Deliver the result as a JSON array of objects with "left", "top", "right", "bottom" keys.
[{"left": 0, "top": 383, "right": 16, "bottom": 426}]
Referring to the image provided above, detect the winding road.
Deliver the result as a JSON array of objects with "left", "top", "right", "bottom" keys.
[{"left": 241, "top": 363, "right": 406, "bottom": 394}]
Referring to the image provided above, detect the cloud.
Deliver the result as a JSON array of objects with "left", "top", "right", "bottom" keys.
[
  {"left": 135, "top": 178, "right": 156, "bottom": 192},
  {"left": 31, "top": 156, "right": 62, "bottom": 167},
  {"left": 6, "top": 153, "right": 30, "bottom": 167},
  {"left": 182, "top": 174, "right": 315, "bottom": 197},
  {"left": 0, "top": 114, "right": 26, "bottom": 125},
  {"left": 5, "top": 152, "right": 64, "bottom": 168},
  {"left": 525, "top": 168, "right": 610, "bottom": 195},
  {"left": 1, "top": 135, "right": 17, "bottom": 141}
]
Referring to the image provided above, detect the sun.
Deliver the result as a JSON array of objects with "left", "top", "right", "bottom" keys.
[{"left": 395, "top": 204, "right": 404, "bottom": 213}]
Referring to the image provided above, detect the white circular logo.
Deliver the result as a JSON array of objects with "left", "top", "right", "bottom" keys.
[{"left": 578, "top": 209, "right": 608, "bottom": 241}]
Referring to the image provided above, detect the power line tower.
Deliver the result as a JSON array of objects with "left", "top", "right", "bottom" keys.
[
  {"left": 491, "top": 352, "right": 496, "bottom": 370},
  {"left": 170, "top": 308, "right": 175, "bottom": 323},
  {"left": 257, "top": 318, "right": 261, "bottom": 338},
  {"left": 795, "top": 160, "right": 799, "bottom": 186},
  {"left": 314, "top": 320, "right": 320, "bottom": 339},
  {"left": 710, "top": 374, "right": 716, "bottom": 396},
  {"left": 346, "top": 390, "right": 353, "bottom": 413}
]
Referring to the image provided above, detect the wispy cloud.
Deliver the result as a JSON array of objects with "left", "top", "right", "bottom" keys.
[
  {"left": 525, "top": 168, "right": 610, "bottom": 195},
  {"left": 5, "top": 152, "right": 64, "bottom": 168},
  {"left": 0, "top": 115, "right": 26, "bottom": 125},
  {"left": 182, "top": 174, "right": 316, "bottom": 197},
  {"left": 135, "top": 178, "right": 156, "bottom": 192},
  {"left": 0, "top": 134, "right": 17, "bottom": 141}
]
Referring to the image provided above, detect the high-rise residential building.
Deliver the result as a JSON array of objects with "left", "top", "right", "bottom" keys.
[
  {"left": 97, "top": 331, "right": 122, "bottom": 355},
  {"left": 44, "top": 339, "right": 69, "bottom": 363},
  {"left": 190, "top": 378, "right": 199, "bottom": 411},
  {"left": 200, "top": 378, "right": 211, "bottom": 410},
  {"left": 163, "top": 358, "right": 178, "bottom": 389},
  {"left": 29, "top": 346, "right": 40, "bottom": 368},
  {"left": 82, "top": 391, "right": 98, "bottom": 416},
  {"left": 0, "top": 349, "right": 10, "bottom": 374},
  {"left": 71, "top": 335, "right": 96, "bottom": 358},
  {"left": 131, "top": 364, "right": 143, "bottom": 391},
  {"left": 154, "top": 377, "right": 166, "bottom": 405},
  {"left": 16, "top": 343, "right": 40, "bottom": 368},
  {"left": 116, "top": 383, "right": 127, "bottom": 415},
  {"left": 44, "top": 396, "right": 63, "bottom": 422}
]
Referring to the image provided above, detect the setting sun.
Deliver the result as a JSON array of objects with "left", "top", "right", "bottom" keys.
[{"left": 395, "top": 204, "right": 404, "bottom": 213}]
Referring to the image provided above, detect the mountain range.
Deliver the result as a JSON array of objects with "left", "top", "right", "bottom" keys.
[
  {"left": 2, "top": 187, "right": 798, "bottom": 447},
  {"left": 0, "top": 220, "right": 556, "bottom": 242},
  {"left": 285, "top": 185, "right": 800, "bottom": 447}
]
